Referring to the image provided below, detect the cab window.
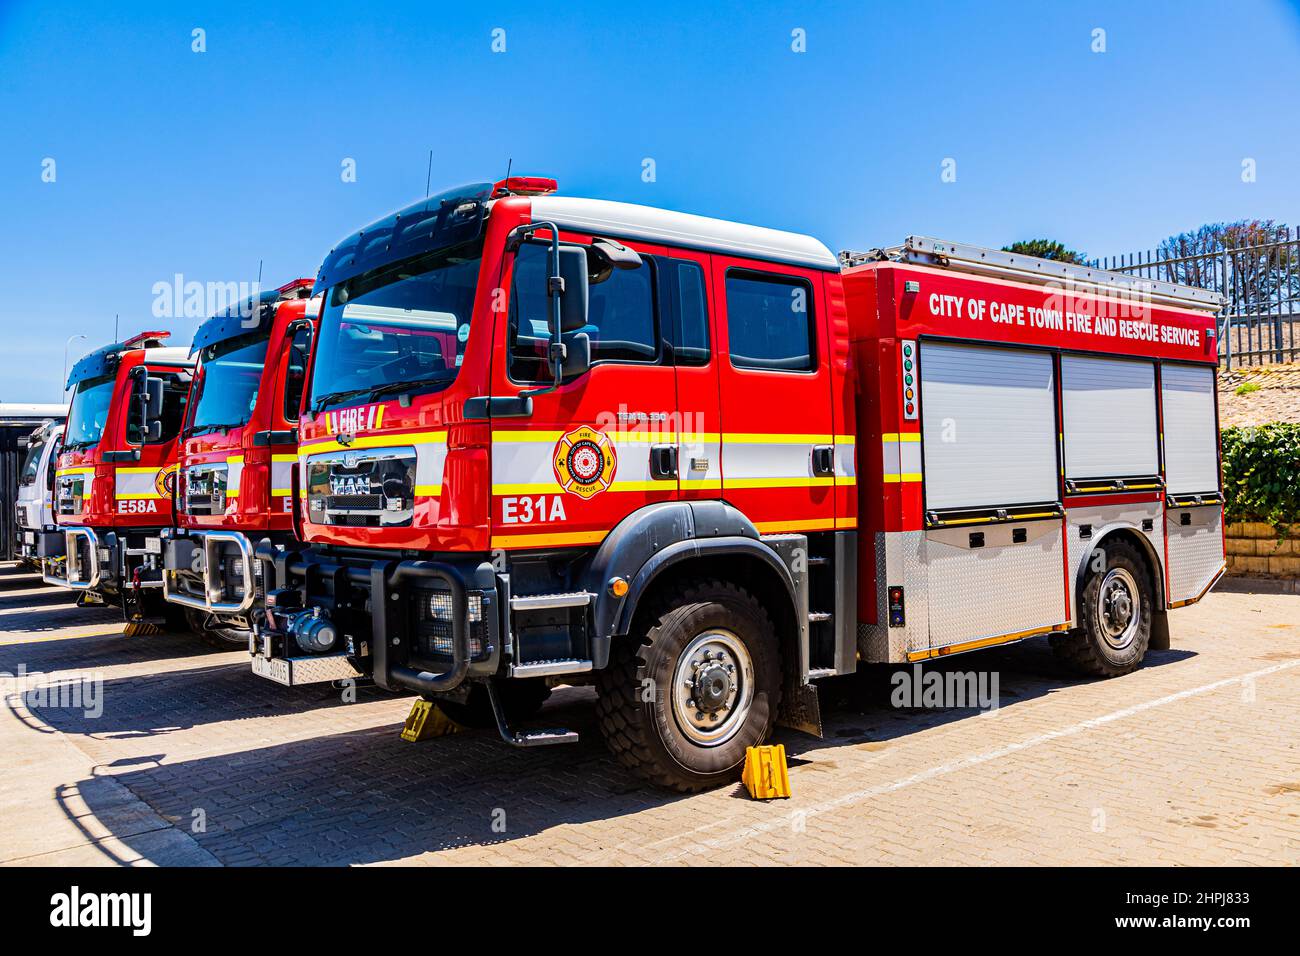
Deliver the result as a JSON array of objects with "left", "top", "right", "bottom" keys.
[
  {"left": 508, "top": 243, "right": 658, "bottom": 382},
  {"left": 725, "top": 270, "right": 815, "bottom": 372}
]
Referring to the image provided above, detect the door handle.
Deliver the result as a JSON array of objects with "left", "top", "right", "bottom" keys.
[
  {"left": 649, "top": 445, "right": 678, "bottom": 481},
  {"left": 812, "top": 445, "right": 835, "bottom": 478}
]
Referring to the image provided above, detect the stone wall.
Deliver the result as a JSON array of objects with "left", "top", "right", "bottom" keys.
[{"left": 1226, "top": 521, "right": 1300, "bottom": 578}]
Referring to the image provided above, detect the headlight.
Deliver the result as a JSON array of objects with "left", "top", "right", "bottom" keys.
[{"left": 426, "top": 590, "right": 481, "bottom": 623}]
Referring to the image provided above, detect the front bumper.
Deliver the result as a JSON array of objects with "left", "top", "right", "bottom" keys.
[
  {"left": 250, "top": 546, "right": 499, "bottom": 691},
  {"left": 162, "top": 528, "right": 263, "bottom": 616},
  {"left": 39, "top": 526, "right": 114, "bottom": 590}
]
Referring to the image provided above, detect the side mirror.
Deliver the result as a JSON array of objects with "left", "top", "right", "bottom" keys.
[
  {"left": 144, "top": 377, "right": 164, "bottom": 421},
  {"left": 553, "top": 245, "right": 589, "bottom": 333},
  {"left": 558, "top": 332, "right": 591, "bottom": 380}
]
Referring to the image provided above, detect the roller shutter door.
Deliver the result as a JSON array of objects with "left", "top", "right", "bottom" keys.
[
  {"left": 1061, "top": 356, "right": 1158, "bottom": 479},
  {"left": 919, "top": 343, "right": 1058, "bottom": 511},
  {"left": 1161, "top": 364, "right": 1220, "bottom": 495}
]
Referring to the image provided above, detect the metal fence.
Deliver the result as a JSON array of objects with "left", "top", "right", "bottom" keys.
[{"left": 1094, "top": 227, "right": 1300, "bottom": 368}]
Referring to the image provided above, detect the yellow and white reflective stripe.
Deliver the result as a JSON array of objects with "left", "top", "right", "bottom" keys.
[
  {"left": 300, "top": 430, "right": 447, "bottom": 455},
  {"left": 269, "top": 453, "right": 296, "bottom": 497},
  {"left": 56, "top": 466, "right": 95, "bottom": 477},
  {"left": 114, "top": 465, "right": 174, "bottom": 500},
  {"left": 881, "top": 432, "right": 923, "bottom": 484}
]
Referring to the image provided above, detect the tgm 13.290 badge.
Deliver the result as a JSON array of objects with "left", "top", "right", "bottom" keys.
[{"left": 553, "top": 426, "right": 617, "bottom": 499}]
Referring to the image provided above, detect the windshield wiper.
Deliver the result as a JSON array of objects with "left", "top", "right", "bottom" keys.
[
  {"left": 368, "top": 376, "right": 454, "bottom": 400},
  {"left": 311, "top": 386, "right": 377, "bottom": 413},
  {"left": 187, "top": 422, "right": 247, "bottom": 437}
]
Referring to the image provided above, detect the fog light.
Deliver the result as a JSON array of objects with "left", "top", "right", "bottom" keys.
[
  {"left": 97, "top": 548, "right": 112, "bottom": 563},
  {"left": 427, "top": 591, "right": 482, "bottom": 623}
]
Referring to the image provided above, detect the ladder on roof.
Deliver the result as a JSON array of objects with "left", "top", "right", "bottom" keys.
[{"left": 840, "top": 235, "right": 1226, "bottom": 312}]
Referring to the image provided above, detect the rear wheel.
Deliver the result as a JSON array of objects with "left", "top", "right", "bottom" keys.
[
  {"left": 1052, "top": 540, "right": 1153, "bottom": 677},
  {"left": 595, "top": 579, "right": 782, "bottom": 792},
  {"left": 431, "top": 678, "right": 552, "bottom": 729}
]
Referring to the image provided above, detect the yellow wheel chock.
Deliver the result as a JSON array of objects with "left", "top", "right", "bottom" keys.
[
  {"left": 123, "top": 620, "right": 163, "bottom": 637},
  {"left": 400, "top": 699, "right": 464, "bottom": 742},
  {"left": 741, "top": 744, "right": 791, "bottom": 799}
]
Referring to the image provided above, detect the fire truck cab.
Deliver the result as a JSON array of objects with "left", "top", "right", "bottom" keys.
[
  {"left": 159, "top": 279, "right": 316, "bottom": 643},
  {"left": 15, "top": 421, "right": 64, "bottom": 567},
  {"left": 253, "top": 180, "right": 1226, "bottom": 791},
  {"left": 40, "top": 331, "right": 195, "bottom": 624}
]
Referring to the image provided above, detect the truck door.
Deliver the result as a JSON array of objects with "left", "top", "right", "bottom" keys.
[
  {"left": 712, "top": 258, "right": 836, "bottom": 534},
  {"left": 917, "top": 341, "right": 1067, "bottom": 652},
  {"left": 656, "top": 251, "right": 721, "bottom": 501},
  {"left": 1160, "top": 363, "right": 1225, "bottom": 604},
  {"left": 493, "top": 236, "right": 679, "bottom": 551}
]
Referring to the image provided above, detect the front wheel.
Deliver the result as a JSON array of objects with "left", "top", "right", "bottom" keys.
[
  {"left": 595, "top": 579, "right": 782, "bottom": 792},
  {"left": 1051, "top": 540, "right": 1153, "bottom": 677}
]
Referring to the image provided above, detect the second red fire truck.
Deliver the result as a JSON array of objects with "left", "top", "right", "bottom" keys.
[
  {"left": 158, "top": 279, "right": 316, "bottom": 644},
  {"left": 249, "top": 179, "right": 1227, "bottom": 790}
]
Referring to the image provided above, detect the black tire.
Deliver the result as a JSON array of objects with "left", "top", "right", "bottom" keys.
[
  {"left": 183, "top": 608, "right": 248, "bottom": 647},
  {"left": 594, "top": 578, "right": 782, "bottom": 792},
  {"left": 1051, "top": 539, "right": 1153, "bottom": 677},
  {"left": 432, "top": 678, "right": 552, "bottom": 729}
]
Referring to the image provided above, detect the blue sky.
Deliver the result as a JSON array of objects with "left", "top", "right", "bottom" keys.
[{"left": 2, "top": 0, "right": 1299, "bottom": 402}]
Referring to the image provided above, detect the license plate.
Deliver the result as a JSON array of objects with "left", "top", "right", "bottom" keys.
[
  {"left": 251, "top": 654, "right": 292, "bottom": 686},
  {"left": 145, "top": 536, "right": 162, "bottom": 555}
]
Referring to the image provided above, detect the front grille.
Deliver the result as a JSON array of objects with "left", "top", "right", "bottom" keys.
[
  {"left": 183, "top": 465, "right": 228, "bottom": 516},
  {"left": 325, "top": 494, "right": 383, "bottom": 510},
  {"left": 411, "top": 588, "right": 488, "bottom": 661},
  {"left": 306, "top": 447, "right": 416, "bottom": 528}
]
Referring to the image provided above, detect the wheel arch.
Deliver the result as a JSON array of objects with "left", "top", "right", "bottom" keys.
[
  {"left": 582, "top": 500, "right": 800, "bottom": 669},
  {"left": 1075, "top": 524, "right": 1166, "bottom": 618}
]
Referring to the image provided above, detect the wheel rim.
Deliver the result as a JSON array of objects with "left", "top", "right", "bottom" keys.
[
  {"left": 670, "top": 629, "right": 755, "bottom": 747},
  {"left": 1096, "top": 567, "right": 1141, "bottom": 651}
]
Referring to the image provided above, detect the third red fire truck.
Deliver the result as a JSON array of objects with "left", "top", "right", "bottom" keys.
[
  {"left": 41, "top": 331, "right": 195, "bottom": 626},
  {"left": 250, "top": 179, "right": 1227, "bottom": 790},
  {"left": 158, "top": 279, "right": 316, "bottom": 644}
]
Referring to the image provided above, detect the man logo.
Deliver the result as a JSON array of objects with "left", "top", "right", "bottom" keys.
[{"left": 553, "top": 425, "right": 616, "bottom": 499}]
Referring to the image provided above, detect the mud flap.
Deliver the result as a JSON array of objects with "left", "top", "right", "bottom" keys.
[
  {"left": 776, "top": 677, "right": 823, "bottom": 737},
  {"left": 1149, "top": 609, "right": 1171, "bottom": 651}
]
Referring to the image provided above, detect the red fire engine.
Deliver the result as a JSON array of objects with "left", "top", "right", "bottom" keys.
[
  {"left": 251, "top": 179, "right": 1226, "bottom": 790},
  {"left": 41, "top": 331, "right": 196, "bottom": 625},
  {"left": 158, "top": 279, "right": 316, "bottom": 644}
]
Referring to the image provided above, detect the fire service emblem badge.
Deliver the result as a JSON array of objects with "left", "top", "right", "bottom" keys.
[{"left": 553, "top": 426, "right": 617, "bottom": 499}]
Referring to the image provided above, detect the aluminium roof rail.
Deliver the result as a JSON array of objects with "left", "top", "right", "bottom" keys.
[{"left": 840, "top": 236, "right": 1227, "bottom": 312}]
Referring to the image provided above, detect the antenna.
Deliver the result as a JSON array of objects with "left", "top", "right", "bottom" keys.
[
  {"left": 425, "top": 149, "right": 433, "bottom": 199},
  {"left": 257, "top": 259, "right": 263, "bottom": 294},
  {"left": 114, "top": 313, "right": 119, "bottom": 341}
]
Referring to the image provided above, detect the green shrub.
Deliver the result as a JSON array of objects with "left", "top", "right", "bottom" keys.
[
  {"left": 1234, "top": 381, "right": 1261, "bottom": 396},
  {"left": 1220, "top": 423, "right": 1300, "bottom": 532}
]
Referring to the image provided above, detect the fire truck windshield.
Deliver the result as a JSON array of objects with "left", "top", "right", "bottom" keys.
[
  {"left": 188, "top": 333, "right": 271, "bottom": 435},
  {"left": 309, "top": 244, "right": 483, "bottom": 411},
  {"left": 19, "top": 436, "right": 47, "bottom": 485},
  {"left": 64, "top": 374, "right": 115, "bottom": 450}
]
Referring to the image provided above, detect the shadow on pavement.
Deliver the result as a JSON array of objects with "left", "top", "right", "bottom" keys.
[{"left": 45, "top": 634, "right": 1196, "bottom": 865}]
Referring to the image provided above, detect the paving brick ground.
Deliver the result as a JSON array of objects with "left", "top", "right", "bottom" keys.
[{"left": 0, "top": 562, "right": 1297, "bottom": 866}]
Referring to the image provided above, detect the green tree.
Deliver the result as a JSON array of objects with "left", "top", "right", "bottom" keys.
[{"left": 1001, "top": 239, "right": 1087, "bottom": 264}]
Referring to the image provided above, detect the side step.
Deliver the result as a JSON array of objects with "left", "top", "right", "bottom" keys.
[
  {"left": 485, "top": 680, "right": 579, "bottom": 748},
  {"left": 509, "top": 658, "right": 593, "bottom": 678},
  {"left": 509, "top": 591, "right": 594, "bottom": 611}
]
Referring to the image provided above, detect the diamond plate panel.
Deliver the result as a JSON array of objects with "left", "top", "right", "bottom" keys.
[
  {"left": 925, "top": 520, "right": 1065, "bottom": 649},
  {"left": 1066, "top": 503, "right": 1165, "bottom": 619},
  {"left": 1166, "top": 506, "right": 1224, "bottom": 604}
]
